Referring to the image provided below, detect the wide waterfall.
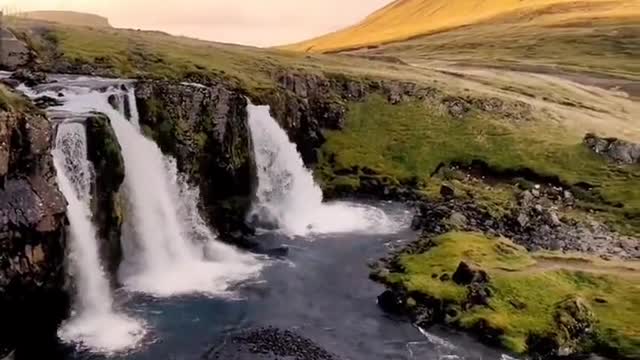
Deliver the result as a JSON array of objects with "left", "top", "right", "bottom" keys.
[
  {"left": 38, "top": 82, "right": 262, "bottom": 297},
  {"left": 53, "top": 123, "right": 145, "bottom": 353},
  {"left": 247, "top": 104, "right": 397, "bottom": 237}
]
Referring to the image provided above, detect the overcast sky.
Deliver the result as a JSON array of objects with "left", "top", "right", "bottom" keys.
[{"left": 0, "top": 0, "right": 391, "bottom": 46}]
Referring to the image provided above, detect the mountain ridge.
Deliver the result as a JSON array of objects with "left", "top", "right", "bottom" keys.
[{"left": 18, "top": 11, "right": 111, "bottom": 28}]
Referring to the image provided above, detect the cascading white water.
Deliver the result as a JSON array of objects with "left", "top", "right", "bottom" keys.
[
  {"left": 126, "top": 86, "right": 141, "bottom": 129},
  {"left": 53, "top": 123, "right": 145, "bottom": 353},
  {"left": 247, "top": 104, "right": 398, "bottom": 237},
  {"left": 51, "top": 85, "right": 261, "bottom": 297}
]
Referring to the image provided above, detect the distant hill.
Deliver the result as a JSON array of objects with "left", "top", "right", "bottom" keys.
[
  {"left": 284, "top": 0, "right": 640, "bottom": 53},
  {"left": 19, "top": 11, "right": 111, "bottom": 28}
]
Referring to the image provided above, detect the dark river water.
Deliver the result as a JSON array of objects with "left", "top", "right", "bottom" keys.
[{"left": 33, "top": 202, "right": 512, "bottom": 360}]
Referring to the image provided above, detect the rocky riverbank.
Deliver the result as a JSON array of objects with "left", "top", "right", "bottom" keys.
[{"left": 369, "top": 164, "right": 640, "bottom": 359}]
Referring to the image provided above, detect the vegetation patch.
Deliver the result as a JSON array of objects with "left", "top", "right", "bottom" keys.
[
  {"left": 318, "top": 95, "right": 640, "bottom": 234},
  {"left": 383, "top": 232, "right": 640, "bottom": 358}
]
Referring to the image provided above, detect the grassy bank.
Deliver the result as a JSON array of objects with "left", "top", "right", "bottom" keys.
[
  {"left": 318, "top": 95, "right": 640, "bottom": 234},
  {"left": 384, "top": 232, "right": 640, "bottom": 358}
]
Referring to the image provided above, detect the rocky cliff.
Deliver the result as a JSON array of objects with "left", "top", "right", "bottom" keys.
[
  {"left": 0, "top": 87, "right": 68, "bottom": 358},
  {"left": 134, "top": 80, "right": 254, "bottom": 242},
  {"left": 85, "top": 114, "right": 126, "bottom": 280}
]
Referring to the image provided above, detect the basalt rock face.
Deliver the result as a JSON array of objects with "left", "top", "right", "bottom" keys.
[
  {"left": 0, "top": 93, "right": 68, "bottom": 357},
  {"left": 134, "top": 80, "right": 253, "bottom": 242},
  {"left": 85, "top": 114, "right": 125, "bottom": 279}
]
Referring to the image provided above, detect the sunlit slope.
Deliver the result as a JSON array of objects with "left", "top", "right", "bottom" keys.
[
  {"left": 284, "top": 0, "right": 640, "bottom": 53},
  {"left": 19, "top": 11, "right": 111, "bottom": 28}
]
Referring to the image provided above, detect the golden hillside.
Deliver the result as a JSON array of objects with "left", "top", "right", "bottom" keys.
[
  {"left": 19, "top": 11, "right": 111, "bottom": 28},
  {"left": 284, "top": 0, "right": 640, "bottom": 53}
]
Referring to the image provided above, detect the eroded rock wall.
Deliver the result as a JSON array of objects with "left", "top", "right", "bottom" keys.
[
  {"left": 135, "top": 80, "right": 253, "bottom": 241},
  {"left": 0, "top": 90, "right": 68, "bottom": 357}
]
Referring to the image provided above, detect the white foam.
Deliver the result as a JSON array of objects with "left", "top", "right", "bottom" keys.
[
  {"left": 247, "top": 104, "right": 401, "bottom": 237},
  {"left": 57, "top": 312, "right": 146, "bottom": 354}
]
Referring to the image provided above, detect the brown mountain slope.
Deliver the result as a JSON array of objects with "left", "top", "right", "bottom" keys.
[{"left": 283, "top": 0, "right": 640, "bottom": 53}]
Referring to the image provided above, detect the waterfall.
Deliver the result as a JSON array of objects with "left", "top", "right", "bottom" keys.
[
  {"left": 53, "top": 123, "right": 145, "bottom": 353},
  {"left": 247, "top": 104, "right": 397, "bottom": 237},
  {"left": 47, "top": 84, "right": 261, "bottom": 297}
]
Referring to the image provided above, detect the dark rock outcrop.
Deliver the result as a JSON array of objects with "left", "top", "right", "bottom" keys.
[
  {"left": 85, "top": 114, "right": 125, "bottom": 278},
  {"left": 9, "top": 69, "right": 48, "bottom": 87},
  {"left": 135, "top": 80, "right": 253, "bottom": 242},
  {"left": 584, "top": 133, "right": 640, "bottom": 164},
  {"left": 0, "top": 91, "right": 68, "bottom": 357}
]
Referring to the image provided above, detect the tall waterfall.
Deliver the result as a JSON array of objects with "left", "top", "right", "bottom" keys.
[
  {"left": 46, "top": 84, "right": 261, "bottom": 297},
  {"left": 53, "top": 123, "right": 145, "bottom": 353},
  {"left": 247, "top": 104, "right": 397, "bottom": 237}
]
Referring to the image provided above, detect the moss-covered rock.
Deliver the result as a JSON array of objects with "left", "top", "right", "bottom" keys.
[{"left": 85, "top": 113, "right": 125, "bottom": 278}]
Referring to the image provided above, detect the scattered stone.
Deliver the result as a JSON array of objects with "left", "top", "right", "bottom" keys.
[
  {"left": 10, "top": 69, "right": 48, "bottom": 87},
  {"left": 519, "top": 190, "right": 535, "bottom": 206},
  {"left": 510, "top": 299, "right": 528, "bottom": 310},
  {"left": 440, "top": 184, "right": 455, "bottom": 199},
  {"left": 33, "top": 95, "right": 63, "bottom": 109},
  {"left": 439, "top": 273, "right": 451, "bottom": 282},
  {"left": 517, "top": 213, "right": 530, "bottom": 227},
  {"left": 207, "top": 327, "right": 338, "bottom": 360},
  {"left": 447, "top": 212, "right": 468, "bottom": 229},
  {"left": 465, "top": 282, "right": 492, "bottom": 309}
]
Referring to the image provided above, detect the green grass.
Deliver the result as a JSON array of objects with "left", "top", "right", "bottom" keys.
[
  {"left": 319, "top": 95, "right": 640, "bottom": 233},
  {"left": 7, "top": 17, "right": 438, "bottom": 96},
  {"left": 390, "top": 232, "right": 640, "bottom": 357},
  {"left": 0, "top": 85, "right": 32, "bottom": 112}
]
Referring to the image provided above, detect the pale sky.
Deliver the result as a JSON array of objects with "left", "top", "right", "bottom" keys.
[{"left": 0, "top": 0, "right": 391, "bottom": 46}]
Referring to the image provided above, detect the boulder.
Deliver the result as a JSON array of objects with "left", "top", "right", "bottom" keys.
[
  {"left": 377, "top": 289, "right": 407, "bottom": 314},
  {"left": 452, "top": 261, "right": 490, "bottom": 285},
  {"left": 447, "top": 212, "right": 468, "bottom": 229},
  {"left": 9, "top": 69, "right": 48, "bottom": 87},
  {"left": 33, "top": 95, "right": 63, "bottom": 109},
  {"left": 584, "top": 133, "right": 640, "bottom": 164}
]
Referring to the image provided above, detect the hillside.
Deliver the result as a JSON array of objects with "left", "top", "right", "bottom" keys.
[
  {"left": 4, "top": 13, "right": 640, "bottom": 359},
  {"left": 19, "top": 11, "right": 111, "bottom": 28},
  {"left": 284, "top": 0, "right": 640, "bottom": 53}
]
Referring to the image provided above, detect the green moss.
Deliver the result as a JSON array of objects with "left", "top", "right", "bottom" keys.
[
  {"left": 0, "top": 86, "right": 32, "bottom": 112},
  {"left": 386, "top": 232, "right": 640, "bottom": 358},
  {"left": 321, "top": 95, "right": 640, "bottom": 234}
]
